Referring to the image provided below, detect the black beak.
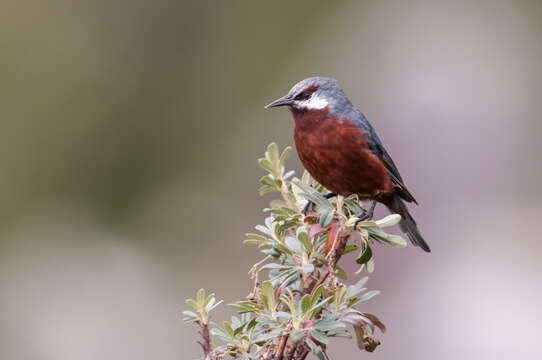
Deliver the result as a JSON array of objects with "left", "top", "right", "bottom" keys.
[{"left": 264, "top": 94, "right": 294, "bottom": 109}]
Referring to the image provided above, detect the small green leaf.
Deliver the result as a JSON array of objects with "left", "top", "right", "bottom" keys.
[
  {"left": 259, "top": 175, "right": 278, "bottom": 187},
  {"left": 253, "top": 330, "right": 281, "bottom": 344},
  {"left": 205, "top": 299, "right": 223, "bottom": 312},
  {"left": 261, "top": 281, "right": 275, "bottom": 309},
  {"left": 275, "top": 311, "right": 291, "bottom": 320},
  {"left": 346, "top": 276, "right": 369, "bottom": 299},
  {"left": 358, "top": 290, "right": 380, "bottom": 302},
  {"left": 375, "top": 214, "right": 401, "bottom": 227},
  {"left": 259, "top": 185, "right": 278, "bottom": 196},
  {"left": 285, "top": 236, "right": 303, "bottom": 254},
  {"left": 313, "top": 320, "right": 345, "bottom": 331},
  {"left": 268, "top": 247, "right": 281, "bottom": 257},
  {"left": 307, "top": 296, "right": 332, "bottom": 316},
  {"left": 311, "top": 285, "right": 324, "bottom": 304},
  {"left": 286, "top": 192, "right": 298, "bottom": 208},
  {"left": 229, "top": 302, "right": 260, "bottom": 314},
  {"left": 255, "top": 317, "right": 280, "bottom": 325},
  {"left": 367, "top": 258, "right": 375, "bottom": 273},
  {"left": 300, "top": 294, "right": 312, "bottom": 313},
  {"left": 205, "top": 293, "right": 215, "bottom": 307},
  {"left": 281, "top": 272, "right": 300, "bottom": 288},
  {"left": 185, "top": 299, "right": 199, "bottom": 311},
  {"left": 385, "top": 234, "right": 408, "bottom": 248},
  {"left": 279, "top": 146, "right": 292, "bottom": 167},
  {"left": 259, "top": 263, "right": 292, "bottom": 271},
  {"left": 283, "top": 170, "right": 295, "bottom": 180},
  {"left": 305, "top": 337, "right": 319, "bottom": 352},
  {"left": 233, "top": 325, "right": 244, "bottom": 336},
  {"left": 290, "top": 330, "right": 306, "bottom": 342},
  {"left": 343, "top": 244, "right": 358, "bottom": 255},
  {"left": 274, "top": 244, "right": 292, "bottom": 256},
  {"left": 182, "top": 310, "right": 199, "bottom": 318},
  {"left": 210, "top": 327, "right": 226, "bottom": 337},
  {"left": 223, "top": 321, "right": 234, "bottom": 337},
  {"left": 344, "top": 199, "right": 363, "bottom": 214},
  {"left": 299, "top": 192, "right": 320, "bottom": 207},
  {"left": 301, "top": 263, "right": 315, "bottom": 274},
  {"left": 356, "top": 220, "right": 378, "bottom": 229},
  {"left": 243, "top": 239, "right": 262, "bottom": 245},
  {"left": 305, "top": 338, "right": 326, "bottom": 360},
  {"left": 258, "top": 158, "right": 275, "bottom": 174},
  {"left": 310, "top": 329, "right": 329, "bottom": 344},
  {"left": 182, "top": 316, "right": 199, "bottom": 323},
  {"left": 196, "top": 289, "right": 205, "bottom": 306},
  {"left": 298, "top": 191, "right": 332, "bottom": 209},
  {"left": 297, "top": 231, "right": 310, "bottom": 251},
  {"left": 335, "top": 265, "right": 347, "bottom": 280},
  {"left": 267, "top": 142, "right": 280, "bottom": 166},
  {"left": 320, "top": 208, "right": 334, "bottom": 227},
  {"left": 355, "top": 244, "right": 372, "bottom": 265}
]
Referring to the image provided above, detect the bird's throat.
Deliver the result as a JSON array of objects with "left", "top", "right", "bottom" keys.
[{"left": 291, "top": 107, "right": 331, "bottom": 132}]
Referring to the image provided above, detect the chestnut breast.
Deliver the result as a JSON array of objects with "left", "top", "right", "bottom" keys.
[{"left": 292, "top": 109, "right": 394, "bottom": 198}]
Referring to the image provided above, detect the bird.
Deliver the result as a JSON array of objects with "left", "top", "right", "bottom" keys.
[{"left": 265, "top": 76, "right": 430, "bottom": 252}]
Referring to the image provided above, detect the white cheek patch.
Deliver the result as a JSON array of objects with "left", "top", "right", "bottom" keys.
[{"left": 298, "top": 95, "right": 328, "bottom": 110}]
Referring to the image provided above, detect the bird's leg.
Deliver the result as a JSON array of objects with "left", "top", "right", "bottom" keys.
[
  {"left": 355, "top": 196, "right": 380, "bottom": 226},
  {"left": 303, "top": 192, "right": 336, "bottom": 215},
  {"left": 302, "top": 201, "right": 313, "bottom": 215},
  {"left": 365, "top": 198, "right": 378, "bottom": 219}
]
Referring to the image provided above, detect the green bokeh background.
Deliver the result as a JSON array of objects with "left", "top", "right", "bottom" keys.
[{"left": 1, "top": 1, "right": 541, "bottom": 359}]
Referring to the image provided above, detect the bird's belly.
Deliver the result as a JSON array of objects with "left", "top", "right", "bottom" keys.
[{"left": 294, "top": 118, "right": 393, "bottom": 198}]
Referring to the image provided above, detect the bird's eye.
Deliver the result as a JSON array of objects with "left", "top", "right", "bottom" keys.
[{"left": 295, "top": 91, "right": 311, "bottom": 101}]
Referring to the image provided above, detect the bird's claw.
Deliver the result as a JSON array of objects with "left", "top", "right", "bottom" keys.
[
  {"left": 354, "top": 211, "right": 371, "bottom": 228},
  {"left": 354, "top": 199, "right": 378, "bottom": 227},
  {"left": 303, "top": 201, "right": 316, "bottom": 215},
  {"left": 302, "top": 192, "right": 336, "bottom": 215}
]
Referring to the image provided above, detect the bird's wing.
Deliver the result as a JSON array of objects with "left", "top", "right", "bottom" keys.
[{"left": 349, "top": 110, "right": 418, "bottom": 204}]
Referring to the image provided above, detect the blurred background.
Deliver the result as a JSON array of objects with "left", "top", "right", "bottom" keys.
[{"left": 1, "top": 0, "right": 541, "bottom": 359}]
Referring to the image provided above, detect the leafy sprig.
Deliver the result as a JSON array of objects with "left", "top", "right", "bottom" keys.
[{"left": 183, "top": 143, "right": 410, "bottom": 359}]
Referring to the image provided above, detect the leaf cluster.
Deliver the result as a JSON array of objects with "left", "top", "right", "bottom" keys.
[{"left": 183, "top": 143, "right": 410, "bottom": 359}]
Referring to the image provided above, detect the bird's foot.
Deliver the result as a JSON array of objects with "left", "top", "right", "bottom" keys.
[
  {"left": 354, "top": 199, "right": 378, "bottom": 227},
  {"left": 302, "top": 192, "right": 336, "bottom": 215},
  {"left": 302, "top": 201, "right": 315, "bottom": 215}
]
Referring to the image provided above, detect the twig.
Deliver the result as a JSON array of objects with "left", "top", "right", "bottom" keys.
[
  {"left": 330, "top": 234, "right": 349, "bottom": 268},
  {"left": 310, "top": 268, "right": 330, "bottom": 295},
  {"left": 298, "top": 343, "right": 310, "bottom": 360},
  {"left": 298, "top": 349, "right": 310, "bottom": 360},
  {"left": 197, "top": 321, "right": 211, "bottom": 358},
  {"left": 284, "top": 342, "right": 297, "bottom": 360},
  {"left": 249, "top": 255, "right": 272, "bottom": 298},
  {"left": 311, "top": 234, "right": 348, "bottom": 295},
  {"left": 275, "top": 333, "right": 289, "bottom": 360},
  {"left": 250, "top": 255, "right": 272, "bottom": 279},
  {"left": 285, "top": 234, "right": 349, "bottom": 357}
]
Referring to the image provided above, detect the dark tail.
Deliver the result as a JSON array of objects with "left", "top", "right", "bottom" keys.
[{"left": 383, "top": 194, "right": 431, "bottom": 252}]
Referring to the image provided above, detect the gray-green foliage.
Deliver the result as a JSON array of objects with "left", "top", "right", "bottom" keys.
[{"left": 183, "top": 143, "right": 408, "bottom": 359}]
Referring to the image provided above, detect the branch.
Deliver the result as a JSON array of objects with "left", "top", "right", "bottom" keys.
[
  {"left": 183, "top": 143, "right": 398, "bottom": 360},
  {"left": 274, "top": 320, "right": 293, "bottom": 360},
  {"left": 275, "top": 333, "right": 289, "bottom": 360},
  {"left": 310, "top": 268, "right": 330, "bottom": 295},
  {"left": 287, "top": 234, "right": 349, "bottom": 357},
  {"left": 311, "top": 233, "right": 349, "bottom": 295},
  {"left": 197, "top": 321, "right": 211, "bottom": 358}
]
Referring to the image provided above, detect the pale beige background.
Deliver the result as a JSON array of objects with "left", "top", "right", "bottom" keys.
[{"left": 1, "top": 0, "right": 541, "bottom": 359}]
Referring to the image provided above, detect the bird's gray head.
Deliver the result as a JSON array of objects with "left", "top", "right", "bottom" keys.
[{"left": 265, "top": 77, "right": 351, "bottom": 115}]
